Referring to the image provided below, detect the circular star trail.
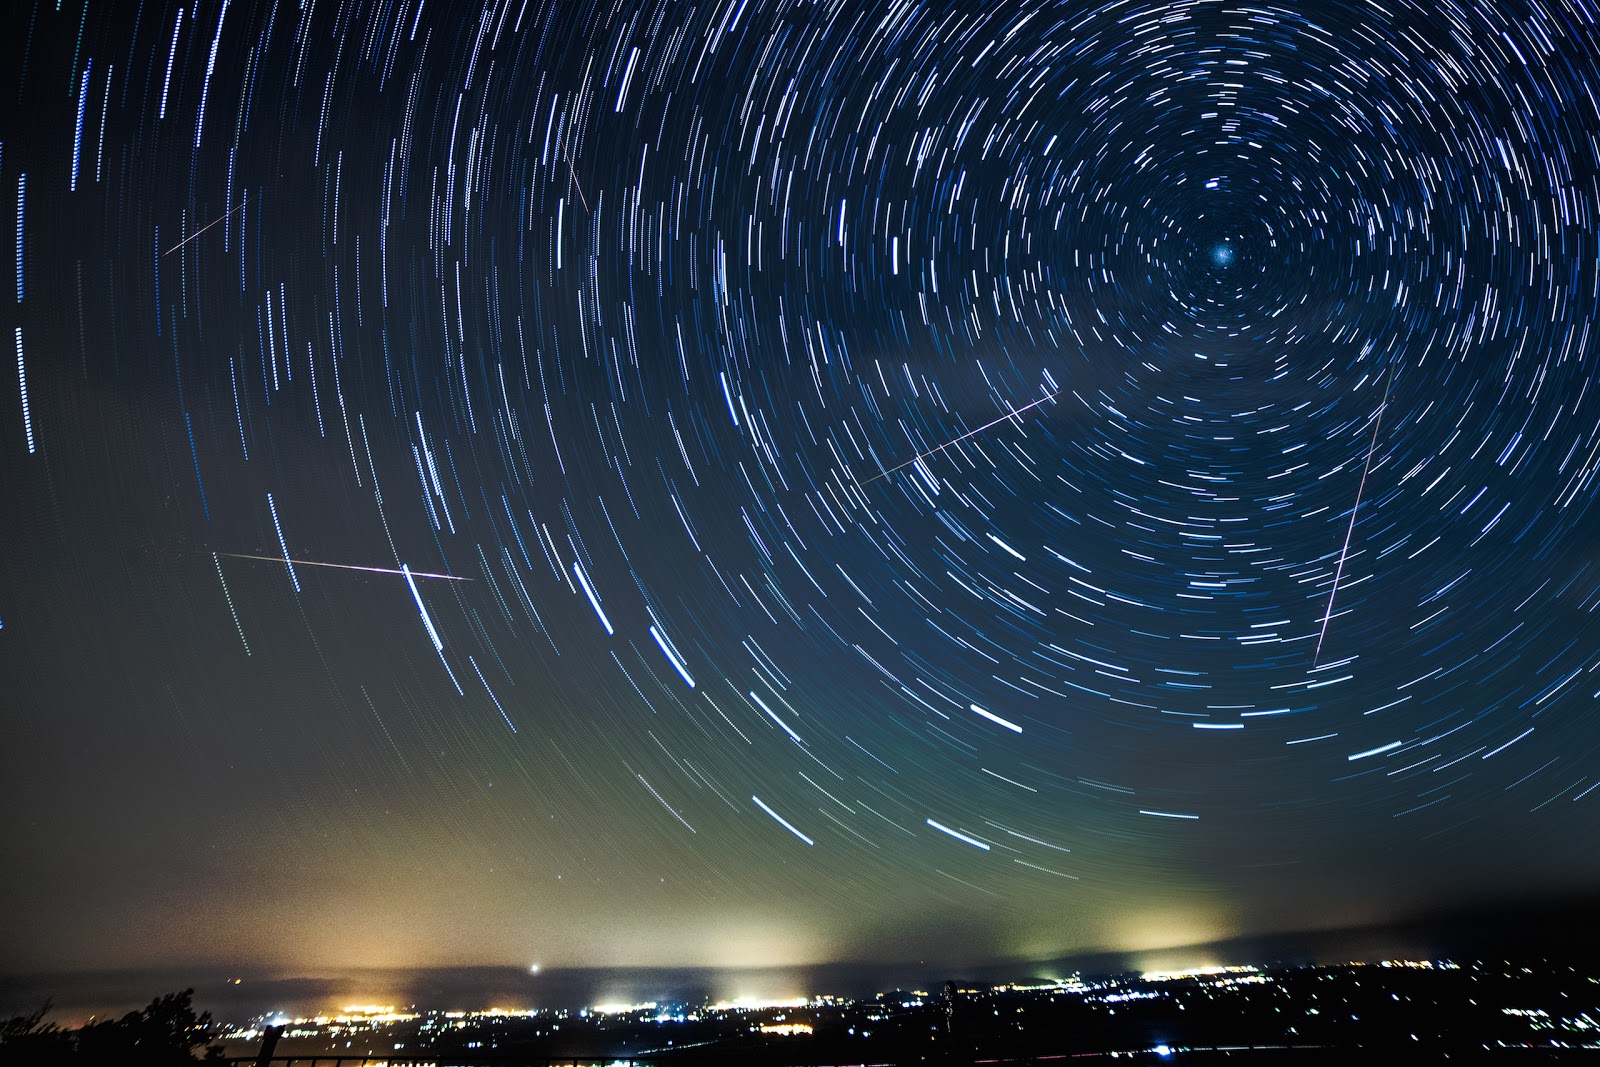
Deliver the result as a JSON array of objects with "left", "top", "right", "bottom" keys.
[{"left": 4, "top": 0, "right": 1600, "bottom": 972}]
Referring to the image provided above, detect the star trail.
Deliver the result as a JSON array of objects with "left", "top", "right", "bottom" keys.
[{"left": 2, "top": 0, "right": 1599, "bottom": 978}]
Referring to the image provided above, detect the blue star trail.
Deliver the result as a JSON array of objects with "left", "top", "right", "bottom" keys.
[{"left": 2, "top": 0, "right": 1599, "bottom": 973}]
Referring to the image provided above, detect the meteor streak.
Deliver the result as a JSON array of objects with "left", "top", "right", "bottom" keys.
[
  {"left": 1313, "top": 372, "right": 1393, "bottom": 665},
  {"left": 214, "top": 551, "right": 470, "bottom": 581},
  {"left": 862, "top": 388, "right": 1060, "bottom": 484},
  {"left": 164, "top": 194, "right": 249, "bottom": 256},
  {"left": 566, "top": 158, "right": 590, "bottom": 214}
]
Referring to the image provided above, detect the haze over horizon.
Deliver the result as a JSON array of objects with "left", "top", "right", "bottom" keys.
[
  {"left": 10, "top": 896, "right": 1594, "bottom": 1026},
  {"left": 4, "top": 0, "right": 1600, "bottom": 989}
]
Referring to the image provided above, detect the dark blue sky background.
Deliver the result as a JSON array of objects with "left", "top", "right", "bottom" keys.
[{"left": 2, "top": 0, "right": 1599, "bottom": 981}]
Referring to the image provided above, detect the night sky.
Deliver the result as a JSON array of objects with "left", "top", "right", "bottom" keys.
[{"left": 3, "top": 0, "right": 1600, "bottom": 983}]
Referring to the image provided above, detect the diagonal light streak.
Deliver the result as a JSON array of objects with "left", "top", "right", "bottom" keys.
[
  {"left": 215, "top": 551, "right": 470, "bottom": 581},
  {"left": 862, "top": 389, "right": 1059, "bottom": 484},
  {"left": 1314, "top": 372, "right": 1394, "bottom": 665}
]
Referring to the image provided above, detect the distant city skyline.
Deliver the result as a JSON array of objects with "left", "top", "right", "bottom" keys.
[
  {"left": 12, "top": 956, "right": 1600, "bottom": 1065},
  {"left": 4, "top": 0, "right": 1600, "bottom": 984}
]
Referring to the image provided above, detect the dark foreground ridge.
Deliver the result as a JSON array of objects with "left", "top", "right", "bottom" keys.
[{"left": 14, "top": 957, "right": 1589, "bottom": 1066}]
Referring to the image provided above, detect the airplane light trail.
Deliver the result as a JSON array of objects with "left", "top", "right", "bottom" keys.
[
  {"left": 1313, "top": 372, "right": 1393, "bottom": 665},
  {"left": 214, "top": 552, "right": 471, "bottom": 581},
  {"left": 863, "top": 388, "right": 1060, "bottom": 484}
]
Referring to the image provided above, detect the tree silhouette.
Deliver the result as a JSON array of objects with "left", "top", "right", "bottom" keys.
[
  {"left": 1, "top": 990, "right": 223, "bottom": 1066},
  {"left": 0, "top": 1001, "right": 72, "bottom": 1066}
]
